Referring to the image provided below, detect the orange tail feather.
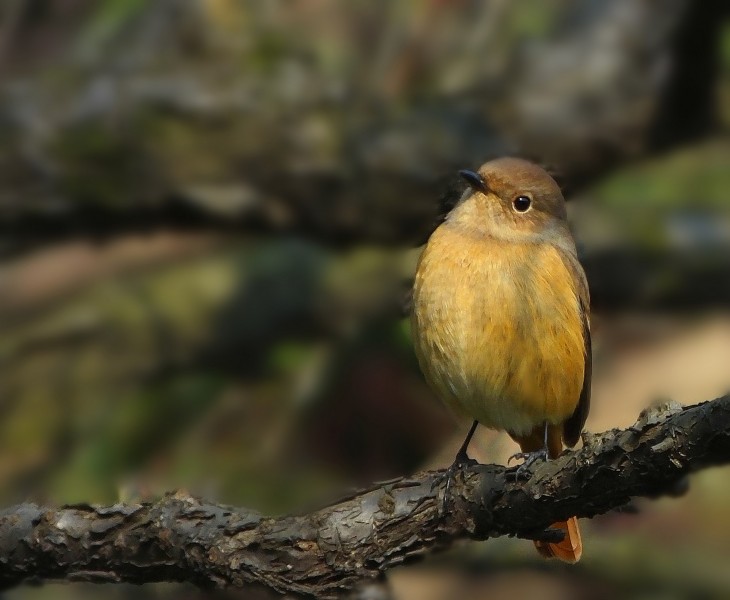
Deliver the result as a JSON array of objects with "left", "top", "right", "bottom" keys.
[
  {"left": 512, "top": 426, "right": 583, "bottom": 563},
  {"left": 533, "top": 516, "right": 582, "bottom": 563}
]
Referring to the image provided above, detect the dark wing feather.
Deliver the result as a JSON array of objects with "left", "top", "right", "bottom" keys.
[
  {"left": 563, "top": 299, "right": 591, "bottom": 447},
  {"left": 559, "top": 251, "right": 591, "bottom": 448}
]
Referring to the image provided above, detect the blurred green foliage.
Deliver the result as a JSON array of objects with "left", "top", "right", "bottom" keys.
[{"left": 593, "top": 140, "right": 730, "bottom": 211}]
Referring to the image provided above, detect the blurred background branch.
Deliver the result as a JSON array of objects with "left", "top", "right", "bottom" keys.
[{"left": 0, "top": 0, "right": 726, "bottom": 254}]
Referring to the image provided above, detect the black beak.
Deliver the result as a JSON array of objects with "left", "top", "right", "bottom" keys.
[{"left": 459, "top": 169, "right": 487, "bottom": 193}]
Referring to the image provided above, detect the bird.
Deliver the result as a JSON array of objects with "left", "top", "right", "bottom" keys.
[{"left": 410, "top": 157, "right": 591, "bottom": 563}]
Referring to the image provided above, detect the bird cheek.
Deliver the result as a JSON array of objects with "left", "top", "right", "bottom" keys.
[{"left": 483, "top": 194, "right": 506, "bottom": 220}]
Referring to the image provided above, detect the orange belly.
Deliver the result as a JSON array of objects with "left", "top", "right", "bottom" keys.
[{"left": 411, "top": 225, "right": 585, "bottom": 435}]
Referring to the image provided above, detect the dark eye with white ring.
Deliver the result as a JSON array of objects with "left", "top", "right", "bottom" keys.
[{"left": 513, "top": 195, "right": 532, "bottom": 212}]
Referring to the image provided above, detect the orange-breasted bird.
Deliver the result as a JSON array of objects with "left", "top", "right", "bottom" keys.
[{"left": 411, "top": 157, "right": 591, "bottom": 562}]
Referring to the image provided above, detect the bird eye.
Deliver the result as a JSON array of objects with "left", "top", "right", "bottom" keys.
[{"left": 513, "top": 195, "right": 532, "bottom": 213}]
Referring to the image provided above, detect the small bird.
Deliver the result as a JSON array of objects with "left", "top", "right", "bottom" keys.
[{"left": 411, "top": 157, "right": 591, "bottom": 563}]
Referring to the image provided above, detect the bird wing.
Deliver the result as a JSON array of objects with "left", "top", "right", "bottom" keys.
[{"left": 560, "top": 253, "right": 591, "bottom": 448}]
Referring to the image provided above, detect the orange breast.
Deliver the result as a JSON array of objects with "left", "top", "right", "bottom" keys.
[{"left": 411, "top": 225, "right": 585, "bottom": 435}]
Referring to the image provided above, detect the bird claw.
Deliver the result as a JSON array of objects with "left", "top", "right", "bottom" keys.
[
  {"left": 440, "top": 452, "right": 479, "bottom": 513},
  {"left": 508, "top": 448, "right": 548, "bottom": 479}
]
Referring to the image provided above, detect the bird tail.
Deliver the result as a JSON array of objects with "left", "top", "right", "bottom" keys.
[
  {"left": 533, "top": 516, "right": 582, "bottom": 563},
  {"left": 512, "top": 425, "right": 583, "bottom": 563}
]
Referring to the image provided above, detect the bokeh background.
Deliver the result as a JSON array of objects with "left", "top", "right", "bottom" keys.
[{"left": 1, "top": 1, "right": 729, "bottom": 599}]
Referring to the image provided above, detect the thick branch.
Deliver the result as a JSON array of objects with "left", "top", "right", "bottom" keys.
[{"left": 1, "top": 396, "right": 729, "bottom": 598}]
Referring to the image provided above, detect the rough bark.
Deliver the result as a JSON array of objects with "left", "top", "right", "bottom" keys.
[{"left": 1, "top": 396, "right": 728, "bottom": 598}]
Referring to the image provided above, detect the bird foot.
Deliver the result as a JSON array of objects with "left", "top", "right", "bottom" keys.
[
  {"left": 508, "top": 448, "right": 548, "bottom": 479},
  {"left": 440, "top": 449, "right": 479, "bottom": 512}
]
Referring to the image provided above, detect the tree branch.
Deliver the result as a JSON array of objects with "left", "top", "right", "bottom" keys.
[{"left": 2, "top": 396, "right": 729, "bottom": 598}]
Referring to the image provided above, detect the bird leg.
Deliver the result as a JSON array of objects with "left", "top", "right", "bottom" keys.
[
  {"left": 441, "top": 420, "right": 479, "bottom": 510},
  {"left": 508, "top": 421, "right": 549, "bottom": 479}
]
